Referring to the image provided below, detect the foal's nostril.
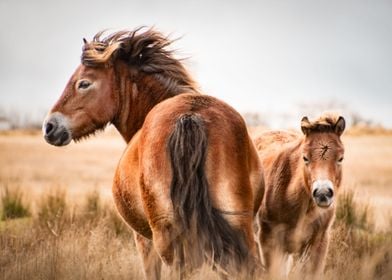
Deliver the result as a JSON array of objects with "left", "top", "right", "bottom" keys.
[
  {"left": 326, "top": 188, "right": 334, "bottom": 198},
  {"left": 313, "top": 188, "right": 334, "bottom": 198},
  {"left": 45, "top": 122, "right": 55, "bottom": 135}
]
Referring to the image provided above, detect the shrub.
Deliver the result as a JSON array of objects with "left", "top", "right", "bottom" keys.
[
  {"left": 335, "top": 190, "right": 373, "bottom": 231},
  {"left": 0, "top": 185, "right": 30, "bottom": 220}
]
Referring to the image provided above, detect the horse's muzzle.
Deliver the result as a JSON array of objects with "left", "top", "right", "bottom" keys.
[
  {"left": 42, "top": 113, "right": 72, "bottom": 146},
  {"left": 312, "top": 180, "right": 334, "bottom": 208}
]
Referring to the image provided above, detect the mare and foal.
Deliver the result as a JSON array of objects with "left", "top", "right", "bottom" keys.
[{"left": 43, "top": 28, "right": 345, "bottom": 278}]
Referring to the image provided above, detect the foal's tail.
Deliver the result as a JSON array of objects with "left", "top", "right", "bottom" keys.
[{"left": 168, "top": 114, "right": 250, "bottom": 270}]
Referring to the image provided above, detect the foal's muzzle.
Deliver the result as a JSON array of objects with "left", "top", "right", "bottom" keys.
[
  {"left": 42, "top": 113, "right": 72, "bottom": 146},
  {"left": 312, "top": 180, "right": 334, "bottom": 208}
]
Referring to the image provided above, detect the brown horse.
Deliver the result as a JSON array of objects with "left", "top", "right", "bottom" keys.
[
  {"left": 253, "top": 113, "right": 345, "bottom": 277},
  {"left": 42, "top": 28, "right": 264, "bottom": 278}
]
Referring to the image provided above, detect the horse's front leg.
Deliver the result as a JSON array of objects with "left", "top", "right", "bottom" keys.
[
  {"left": 302, "top": 232, "right": 329, "bottom": 278},
  {"left": 258, "top": 219, "right": 291, "bottom": 278},
  {"left": 134, "top": 231, "right": 162, "bottom": 280}
]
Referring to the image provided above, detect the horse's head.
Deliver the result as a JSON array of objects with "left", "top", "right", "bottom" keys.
[
  {"left": 43, "top": 28, "right": 198, "bottom": 146},
  {"left": 42, "top": 34, "right": 126, "bottom": 146},
  {"left": 300, "top": 113, "right": 345, "bottom": 208},
  {"left": 43, "top": 63, "right": 117, "bottom": 146}
]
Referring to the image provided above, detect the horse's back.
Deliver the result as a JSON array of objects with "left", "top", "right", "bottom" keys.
[
  {"left": 253, "top": 130, "right": 300, "bottom": 165},
  {"left": 253, "top": 130, "right": 301, "bottom": 215},
  {"left": 140, "top": 93, "right": 260, "bottom": 213},
  {"left": 141, "top": 93, "right": 255, "bottom": 170},
  {"left": 142, "top": 93, "right": 248, "bottom": 138}
]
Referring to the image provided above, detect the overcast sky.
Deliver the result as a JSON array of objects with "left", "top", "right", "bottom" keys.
[{"left": 0, "top": 0, "right": 391, "bottom": 128}]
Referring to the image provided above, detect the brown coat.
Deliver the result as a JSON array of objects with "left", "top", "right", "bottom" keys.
[{"left": 253, "top": 114, "right": 345, "bottom": 277}]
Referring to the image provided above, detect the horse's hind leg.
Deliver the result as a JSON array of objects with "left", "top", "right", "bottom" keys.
[{"left": 134, "top": 231, "right": 162, "bottom": 280}]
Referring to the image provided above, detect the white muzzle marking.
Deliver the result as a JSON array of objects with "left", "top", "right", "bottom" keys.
[
  {"left": 42, "top": 112, "right": 72, "bottom": 146},
  {"left": 312, "top": 179, "right": 334, "bottom": 208}
]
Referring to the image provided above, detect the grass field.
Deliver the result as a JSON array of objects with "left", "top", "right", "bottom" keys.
[{"left": 0, "top": 128, "right": 391, "bottom": 279}]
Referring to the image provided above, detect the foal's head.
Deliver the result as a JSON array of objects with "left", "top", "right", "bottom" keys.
[
  {"left": 300, "top": 113, "right": 345, "bottom": 208},
  {"left": 43, "top": 28, "right": 197, "bottom": 146}
]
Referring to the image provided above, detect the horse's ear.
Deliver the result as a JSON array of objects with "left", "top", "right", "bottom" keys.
[
  {"left": 334, "top": 116, "right": 346, "bottom": 136},
  {"left": 301, "top": 116, "right": 310, "bottom": 135},
  {"left": 83, "top": 38, "right": 88, "bottom": 44}
]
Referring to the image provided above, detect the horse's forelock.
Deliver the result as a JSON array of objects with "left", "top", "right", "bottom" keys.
[{"left": 303, "top": 113, "right": 343, "bottom": 134}]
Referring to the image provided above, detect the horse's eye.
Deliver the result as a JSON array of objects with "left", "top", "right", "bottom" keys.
[
  {"left": 337, "top": 157, "right": 344, "bottom": 164},
  {"left": 78, "top": 80, "right": 91, "bottom": 90},
  {"left": 303, "top": 156, "right": 310, "bottom": 164}
]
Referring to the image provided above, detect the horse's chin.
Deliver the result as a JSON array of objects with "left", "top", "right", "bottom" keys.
[
  {"left": 314, "top": 198, "right": 334, "bottom": 209},
  {"left": 72, "top": 125, "right": 106, "bottom": 143}
]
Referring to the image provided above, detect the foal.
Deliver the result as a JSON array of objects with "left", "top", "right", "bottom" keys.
[
  {"left": 254, "top": 113, "right": 345, "bottom": 277},
  {"left": 43, "top": 28, "right": 264, "bottom": 279}
]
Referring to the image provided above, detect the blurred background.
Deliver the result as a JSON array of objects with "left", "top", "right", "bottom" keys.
[{"left": 0, "top": 0, "right": 391, "bottom": 129}]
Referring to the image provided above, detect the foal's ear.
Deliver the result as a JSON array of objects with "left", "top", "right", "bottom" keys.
[
  {"left": 334, "top": 116, "right": 346, "bottom": 136},
  {"left": 301, "top": 116, "right": 310, "bottom": 135}
]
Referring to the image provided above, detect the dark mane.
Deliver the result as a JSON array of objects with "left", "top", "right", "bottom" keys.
[
  {"left": 302, "top": 112, "right": 341, "bottom": 134},
  {"left": 81, "top": 27, "right": 199, "bottom": 94}
]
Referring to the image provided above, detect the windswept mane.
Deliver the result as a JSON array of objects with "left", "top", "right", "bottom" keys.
[
  {"left": 81, "top": 27, "right": 199, "bottom": 94},
  {"left": 302, "top": 112, "right": 342, "bottom": 133}
]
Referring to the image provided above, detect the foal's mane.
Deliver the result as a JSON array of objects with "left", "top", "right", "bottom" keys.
[
  {"left": 81, "top": 27, "right": 199, "bottom": 94},
  {"left": 302, "top": 112, "right": 341, "bottom": 134}
]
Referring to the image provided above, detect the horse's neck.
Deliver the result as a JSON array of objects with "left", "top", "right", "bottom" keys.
[
  {"left": 113, "top": 71, "right": 182, "bottom": 142},
  {"left": 263, "top": 143, "right": 307, "bottom": 221},
  {"left": 279, "top": 143, "right": 311, "bottom": 215}
]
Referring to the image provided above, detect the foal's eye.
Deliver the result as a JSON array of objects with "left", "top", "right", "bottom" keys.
[
  {"left": 77, "top": 80, "right": 91, "bottom": 90},
  {"left": 337, "top": 157, "right": 344, "bottom": 164},
  {"left": 303, "top": 156, "right": 310, "bottom": 164}
]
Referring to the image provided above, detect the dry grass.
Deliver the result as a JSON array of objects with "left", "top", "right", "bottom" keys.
[
  {"left": 0, "top": 129, "right": 391, "bottom": 279},
  {"left": 0, "top": 187, "right": 141, "bottom": 280},
  {"left": 325, "top": 191, "right": 392, "bottom": 280}
]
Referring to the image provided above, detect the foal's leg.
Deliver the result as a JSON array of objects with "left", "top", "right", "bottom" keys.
[
  {"left": 302, "top": 232, "right": 329, "bottom": 277},
  {"left": 258, "top": 221, "right": 288, "bottom": 278},
  {"left": 134, "top": 231, "right": 162, "bottom": 280},
  {"left": 259, "top": 235, "right": 282, "bottom": 276}
]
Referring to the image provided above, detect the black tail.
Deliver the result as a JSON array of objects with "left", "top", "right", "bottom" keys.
[{"left": 168, "top": 114, "right": 250, "bottom": 270}]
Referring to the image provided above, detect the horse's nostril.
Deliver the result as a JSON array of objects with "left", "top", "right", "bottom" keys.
[
  {"left": 45, "top": 122, "right": 55, "bottom": 135},
  {"left": 327, "top": 188, "right": 334, "bottom": 198}
]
